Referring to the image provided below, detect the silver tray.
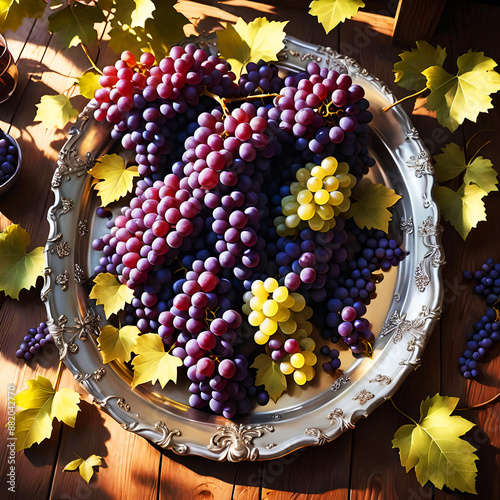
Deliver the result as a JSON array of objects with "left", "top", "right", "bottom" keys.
[{"left": 43, "top": 36, "right": 444, "bottom": 461}]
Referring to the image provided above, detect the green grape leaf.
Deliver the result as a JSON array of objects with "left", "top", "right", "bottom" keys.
[
  {"left": 436, "top": 183, "right": 487, "bottom": 240},
  {"left": 131, "top": 334, "right": 183, "bottom": 389},
  {"left": 88, "top": 153, "right": 140, "bottom": 207},
  {"left": 434, "top": 143, "right": 498, "bottom": 193},
  {"left": 308, "top": 0, "right": 364, "bottom": 34},
  {"left": 423, "top": 50, "right": 500, "bottom": 132},
  {"left": 108, "top": 24, "right": 149, "bottom": 57},
  {"left": 393, "top": 394, "right": 478, "bottom": 493},
  {"left": 97, "top": 325, "right": 140, "bottom": 363},
  {"left": 130, "top": 0, "right": 155, "bottom": 28},
  {"left": 64, "top": 454, "right": 102, "bottom": 483},
  {"left": 251, "top": 353, "right": 287, "bottom": 403},
  {"left": 34, "top": 94, "right": 79, "bottom": 129},
  {"left": 11, "top": 376, "right": 81, "bottom": 451},
  {"left": 0, "top": 0, "right": 45, "bottom": 33},
  {"left": 345, "top": 179, "right": 402, "bottom": 233},
  {"left": 88, "top": 272, "right": 135, "bottom": 319},
  {"left": 217, "top": 17, "right": 288, "bottom": 77},
  {"left": 393, "top": 40, "right": 447, "bottom": 91},
  {"left": 48, "top": 3, "right": 106, "bottom": 48},
  {"left": 0, "top": 224, "right": 45, "bottom": 300},
  {"left": 78, "top": 71, "right": 102, "bottom": 100},
  {"left": 97, "top": 0, "right": 114, "bottom": 12}
]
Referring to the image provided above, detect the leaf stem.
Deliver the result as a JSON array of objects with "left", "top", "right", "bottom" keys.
[
  {"left": 456, "top": 391, "right": 500, "bottom": 411},
  {"left": 79, "top": 44, "right": 103, "bottom": 75},
  {"left": 388, "top": 397, "right": 418, "bottom": 425},
  {"left": 382, "top": 88, "right": 426, "bottom": 112},
  {"left": 54, "top": 360, "right": 65, "bottom": 392},
  {"left": 468, "top": 140, "right": 492, "bottom": 165}
]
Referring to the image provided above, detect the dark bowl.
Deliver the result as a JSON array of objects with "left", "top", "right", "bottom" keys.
[{"left": 0, "top": 131, "right": 22, "bottom": 195}]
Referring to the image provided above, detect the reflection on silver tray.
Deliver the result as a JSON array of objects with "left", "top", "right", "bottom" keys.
[{"left": 43, "top": 35, "right": 444, "bottom": 461}]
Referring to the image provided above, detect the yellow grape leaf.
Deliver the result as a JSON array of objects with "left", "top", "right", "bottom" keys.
[
  {"left": 434, "top": 143, "right": 498, "bottom": 193},
  {"left": 78, "top": 71, "right": 102, "bottom": 100},
  {"left": 393, "top": 40, "right": 447, "bottom": 91},
  {"left": 423, "top": 50, "right": 500, "bottom": 132},
  {"left": 130, "top": 0, "right": 155, "bottom": 28},
  {"left": 89, "top": 272, "right": 135, "bottom": 319},
  {"left": 64, "top": 454, "right": 102, "bottom": 483},
  {"left": 88, "top": 154, "right": 140, "bottom": 207},
  {"left": 34, "top": 94, "right": 79, "bottom": 130},
  {"left": 97, "top": 325, "right": 140, "bottom": 363},
  {"left": 392, "top": 394, "right": 478, "bottom": 493},
  {"left": 345, "top": 179, "right": 402, "bottom": 233},
  {"left": 436, "top": 183, "right": 487, "bottom": 240},
  {"left": 131, "top": 334, "right": 183, "bottom": 389},
  {"left": 0, "top": 224, "right": 45, "bottom": 300},
  {"left": 251, "top": 353, "right": 286, "bottom": 403},
  {"left": 308, "top": 0, "right": 364, "bottom": 34},
  {"left": 11, "top": 376, "right": 81, "bottom": 451},
  {"left": 217, "top": 17, "right": 288, "bottom": 77},
  {"left": 0, "top": 0, "right": 45, "bottom": 33}
]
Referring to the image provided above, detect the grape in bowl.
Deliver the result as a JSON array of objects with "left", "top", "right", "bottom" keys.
[{"left": 0, "top": 131, "right": 21, "bottom": 194}]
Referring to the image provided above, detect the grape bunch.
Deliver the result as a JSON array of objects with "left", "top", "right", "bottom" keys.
[
  {"left": 16, "top": 322, "right": 53, "bottom": 361},
  {"left": 460, "top": 258, "right": 500, "bottom": 378},
  {"left": 84, "top": 45, "right": 408, "bottom": 417},
  {"left": 0, "top": 133, "right": 19, "bottom": 187}
]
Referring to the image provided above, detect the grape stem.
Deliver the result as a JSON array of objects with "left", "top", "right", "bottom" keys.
[
  {"left": 456, "top": 392, "right": 500, "bottom": 411},
  {"left": 382, "top": 88, "right": 426, "bottom": 112},
  {"left": 465, "top": 129, "right": 494, "bottom": 154},
  {"left": 388, "top": 397, "right": 418, "bottom": 425},
  {"left": 468, "top": 140, "right": 492, "bottom": 165},
  {"left": 202, "top": 89, "right": 279, "bottom": 117},
  {"left": 53, "top": 360, "right": 65, "bottom": 392}
]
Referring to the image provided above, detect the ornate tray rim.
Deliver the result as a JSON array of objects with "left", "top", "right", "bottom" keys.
[{"left": 42, "top": 35, "right": 444, "bottom": 462}]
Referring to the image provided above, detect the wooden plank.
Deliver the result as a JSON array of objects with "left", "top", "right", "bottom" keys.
[{"left": 392, "top": 0, "right": 447, "bottom": 48}]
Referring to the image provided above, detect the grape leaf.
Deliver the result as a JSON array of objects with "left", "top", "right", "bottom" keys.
[
  {"left": 64, "top": 454, "right": 102, "bottom": 483},
  {"left": 423, "top": 50, "right": 500, "bottom": 132},
  {"left": 308, "top": 0, "right": 364, "bottom": 34},
  {"left": 47, "top": 2, "right": 106, "bottom": 48},
  {"left": 436, "top": 183, "right": 487, "bottom": 240},
  {"left": 393, "top": 394, "right": 478, "bottom": 493},
  {"left": 131, "top": 334, "right": 183, "bottom": 389},
  {"left": 88, "top": 272, "right": 135, "bottom": 319},
  {"left": 345, "top": 179, "right": 402, "bottom": 233},
  {"left": 108, "top": 24, "right": 149, "bottom": 57},
  {"left": 217, "top": 17, "right": 288, "bottom": 77},
  {"left": 88, "top": 154, "right": 140, "bottom": 207},
  {"left": 393, "top": 40, "right": 447, "bottom": 91},
  {"left": 78, "top": 71, "right": 102, "bottom": 100},
  {"left": 34, "top": 94, "right": 79, "bottom": 130},
  {"left": 0, "top": 0, "right": 45, "bottom": 33},
  {"left": 130, "top": 0, "right": 155, "bottom": 28},
  {"left": 11, "top": 375, "right": 81, "bottom": 451},
  {"left": 434, "top": 143, "right": 498, "bottom": 193},
  {"left": 251, "top": 353, "right": 287, "bottom": 403},
  {"left": 97, "top": 325, "right": 140, "bottom": 363},
  {"left": 0, "top": 224, "right": 45, "bottom": 300}
]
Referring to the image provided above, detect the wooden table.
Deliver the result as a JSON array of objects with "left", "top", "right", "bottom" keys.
[{"left": 1, "top": 1, "right": 499, "bottom": 498}]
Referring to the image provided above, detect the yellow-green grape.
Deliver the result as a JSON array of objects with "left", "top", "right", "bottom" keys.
[
  {"left": 273, "top": 286, "right": 289, "bottom": 302},
  {"left": 324, "top": 176, "right": 339, "bottom": 192},
  {"left": 297, "top": 189, "right": 313, "bottom": 204},
  {"left": 302, "top": 351, "right": 317, "bottom": 366},
  {"left": 303, "top": 321, "right": 314, "bottom": 336},
  {"left": 302, "top": 306, "right": 313, "bottom": 320},
  {"left": 249, "top": 296, "right": 265, "bottom": 311},
  {"left": 306, "top": 176, "right": 322, "bottom": 192},
  {"left": 321, "top": 156, "right": 338, "bottom": 175},
  {"left": 348, "top": 174, "right": 357, "bottom": 188},
  {"left": 280, "top": 318, "right": 297, "bottom": 334},
  {"left": 280, "top": 361, "right": 294, "bottom": 375},
  {"left": 311, "top": 165, "right": 326, "bottom": 179},
  {"left": 294, "top": 328, "right": 308, "bottom": 338},
  {"left": 272, "top": 305, "right": 290, "bottom": 323},
  {"left": 302, "top": 366, "right": 315, "bottom": 382},
  {"left": 260, "top": 317, "right": 277, "bottom": 336},
  {"left": 254, "top": 330, "right": 268, "bottom": 345},
  {"left": 308, "top": 213, "right": 324, "bottom": 231},
  {"left": 314, "top": 189, "right": 330, "bottom": 205},
  {"left": 317, "top": 203, "right": 334, "bottom": 221},
  {"left": 329, "top": 191, "right": 344, "bottom": 206},
  {"left": 290, "top": 293, "right": 306, "bottom": 312},
  {"left": 285, "top": 214, "right": 301, "bottom": 228},
  {"left": 296, "top": 168, "right": 311, "bottom": 183},
  {"left": 248, "top": 310, "right": 265, "bottom": 326},
  {"left": 282, "top": 295, "right": 295, "bottom": 309},
  {"left": 283, "top": 200, "right": 299, "bottom": 216},
  {"left": 297, "top": 203, "right": 315, "bottom": 221},
  {"left": 337, "top": 161, "right": 349, "bottom": 174},
  {"left": 262, "top": 299, "right": 279, "bottom": 317},
  {"left": 290, "top": 352, "right": 305, "bottom": 369},
  {"left": 293, "top": 369, "right": 307, "bottom": 385},
  {"left": 264, "top": 277, "right": 279, "bottom": 293},
  {"left": 251, "top": 280, "right": 267, "bottom": 297},
  {"left": 338, "top": 198, "right": 351, "bottom": 212},
  {"left": 336, "top": 173, "right": 351, "bottom": 188},
  {"left": 242, "top": 303, "right": 251, "bottom": 316}
]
